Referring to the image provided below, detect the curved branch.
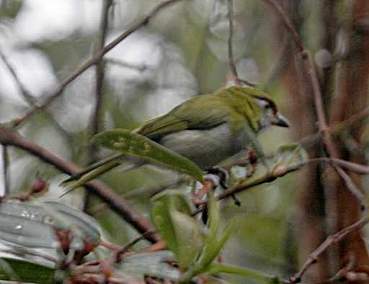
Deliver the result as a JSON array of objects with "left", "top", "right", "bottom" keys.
[{"left": 0, "top": 127, "right": 159, "bottom": 243}]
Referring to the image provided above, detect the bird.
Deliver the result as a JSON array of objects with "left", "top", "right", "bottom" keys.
[{"left": 63, "top": 85, "right": 289, "bottom": 186}]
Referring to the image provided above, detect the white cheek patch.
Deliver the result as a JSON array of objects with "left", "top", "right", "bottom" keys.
[{"left": 256, "top": 99, "right": 269, "bottom": 108}]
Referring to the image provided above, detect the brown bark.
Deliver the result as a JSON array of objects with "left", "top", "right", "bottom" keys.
[
  {"left": 269, "top": 1, "right": 331, "bottom": 281},
  {"left": 328, "top": 0, "right": 369, "bottom": 280},
  {"left": 273, "top": 0, "right": 369, "bottom": 282}
]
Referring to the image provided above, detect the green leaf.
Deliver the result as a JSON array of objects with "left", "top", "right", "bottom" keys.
[
  {"left": 93, "top": 129, "right": 204, "bottom": 181},
  {"left": 208, "top": 263, "right": 280, "bottom": 284},
  {"left": 179, "top": 194, "right": 237, "bottom": 283},
  {"left": 0, "top": 258, "right": 55, "bottom": 283},
  {"left": 194, "top": 219, "right": 236, "bottom": 274},
  {"left": 170, "top": 210, "right": 204, "bottom": 269},
  {"left": 207, "top": 192, "right": 220, "bottom": 248},
  {"left": 151, "top": 192, "right": 203, "bottom": 270}
]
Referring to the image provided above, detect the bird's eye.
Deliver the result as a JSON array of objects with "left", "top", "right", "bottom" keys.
[{"left": 264, "top": 103, "right": 272, "bottom": 110}]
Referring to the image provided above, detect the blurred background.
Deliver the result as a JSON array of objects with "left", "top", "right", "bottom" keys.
[{"left": 1, "top": 0, "right": 368, "bottom": 283}]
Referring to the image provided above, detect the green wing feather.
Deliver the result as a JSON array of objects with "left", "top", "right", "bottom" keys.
[
  {"left": 135, "top": 86, "right": 266, "bottom": 140},
  {"left": 135, "top": 94, "right": 232, "bottom": 140}
]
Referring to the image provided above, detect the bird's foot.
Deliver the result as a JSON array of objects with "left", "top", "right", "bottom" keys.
[{"left": 192, "top": 165, "right": 243, "bottom": 210}]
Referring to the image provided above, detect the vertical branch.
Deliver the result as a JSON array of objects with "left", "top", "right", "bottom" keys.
[
  {"left": 91, "top": 0, "right": 113, "bottom": 137},
  {"left": 227, "top": 0, "right": 238, "bottom": 81},
  {"left": 265, "top": 0, "right": 369, "bottom": 281},
  {"left": 327, "top": 0, "right": 369, "bottom": 276},
  {"left": 226, "top": 0, "right": 254, "bottom": 86},
  {"left": 1, "top": 145, "right": 10, "bottom": 196},
  {"left": 84, "top": 0, "right": 113, "bottom": 212}
]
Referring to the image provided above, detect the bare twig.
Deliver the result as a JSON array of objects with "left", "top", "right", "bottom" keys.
[
  {"left": 289, "top": 217, "right": 369, "bottom": 283},
  {"left": 13, "top": 0, "right": 186, "bottom": 127},
  {"left": 0, "top": 127, "right": 159, "bottom": 243},
  {"left": 1, "top": 145, "right": 9, "bottom": 196},
  {"left": 84, "top": 0, "right": 113, "bottom": 211},
  {"left": 218, "top": 163, "right": 301, "bottom": 201},
  {"left": 262, "top": 0, "right": 364, "bottom": 207},
  {"left": 262, "top": 0, "right": 304, "bottom": 53},
  {"left": 91, "top": 0, "right": 112, "bottom": 137},
  {"left": 226, "top": 0, "right": 254, "bottom": 87},
  {"left": 227, "top": 0, "right": 238, "bottom": 81},
  {"left": 0, "top": 49, "right": 35, "bottom": 105},
  {"left": 299, "top": 104, "right": 369, "bottom": 149},
  {"left": 105, "top": 58, "right": 147, "bottom": 71}
]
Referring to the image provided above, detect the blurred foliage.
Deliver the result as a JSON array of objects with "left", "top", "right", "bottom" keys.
[{"left": 0, "top": 0, "right": 325, "bottom": 282}]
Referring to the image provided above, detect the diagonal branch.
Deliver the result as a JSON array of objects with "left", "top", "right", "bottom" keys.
[
  {"left": 289, "top": 216, "right": 369, "bottom": 283},
  {"left": 262, "top": 0, "right": 363, "bottom": 207},
  {"left": 13, "top": 0, "right": 186, "bottom": 127},
  {"left": 0, "top": 49, "right": 35, "bottom": 105},
  {"left": 0, "top": 126, "right": 159, "bottom": 243}
]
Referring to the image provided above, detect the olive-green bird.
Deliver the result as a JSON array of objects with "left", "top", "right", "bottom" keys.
[{"left": 64, "top": 85, "right": 289, "bottom": 184}]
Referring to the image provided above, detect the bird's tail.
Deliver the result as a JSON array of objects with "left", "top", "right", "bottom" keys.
[
  {"left": 62, "top": 153, "right": 123, "bottom": 184},
  {"left": 61, "top": 153, "right": 142, "bottom": 194}
]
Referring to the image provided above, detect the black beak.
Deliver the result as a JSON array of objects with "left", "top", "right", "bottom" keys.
[{"left": 273, "top": 113, "right": 290, "bottom": 128}]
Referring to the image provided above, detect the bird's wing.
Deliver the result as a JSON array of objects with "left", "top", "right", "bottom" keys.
[{"left": 135, "top": 95, "right": 231, "bottom": 140}]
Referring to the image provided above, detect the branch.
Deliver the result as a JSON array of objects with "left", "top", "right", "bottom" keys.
[
  {"left": 262, "top": 0, "right": 304, "bottom": 53},
  {"left": 262, "top": 0, "right": 364, "bottom": 206},
  {"left": 105, "top": 58, "right": 147, "bottom": 71},
  {"left": 218, "top": 162, "right": 302, "bottom": 201},
  {"left": 0, "top": 127, "right": 159, "bottom": 243},
  {"left": 227, "top": 0, "right": 238, "bottom": 81},
  {"left": 0, "top": 49, "right": 35, "bottom": 105},
  {"left": 1, "top": 145, "right": 9, "bottom": 196},
  {"left": 13, "top": 0, "right": 186, "bottom": 127},
  {"left": 289, "top": 217, "right": 369, "bottom": 283},
  {"left": 91, "top": 0, "right": 112, "bottom": 137},
  {"left": 226, "top": 0, "right": 254, "bottom": 86},
  {"left": 299, "top": 104, "right": 369, "bottom": 149}
]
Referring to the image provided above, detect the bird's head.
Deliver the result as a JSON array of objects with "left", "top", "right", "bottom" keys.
[
  {"left": 255, "top": 97, "right": 290, "bottom": 129},
  {"left": 219, "top": 86, "right": 290, "bottom": 132}
]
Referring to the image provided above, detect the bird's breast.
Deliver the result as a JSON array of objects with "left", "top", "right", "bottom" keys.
[{"left": 159, "top": 123, "right": 248, "bottom": 169}]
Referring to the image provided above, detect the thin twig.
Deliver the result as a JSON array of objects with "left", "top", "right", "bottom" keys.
[
  {"left": 263, "top": 0, "right": 363, "bottom": 205},
  {"left": 1, "top": 145, "right": 9, "bottom": 196},
  {"left": 262, "top": 0, "right": 304, "bottom": 53},
  {"left": 218, "top": 163, "right": 301, "bottom": 201},
  {"left": 0, "top": 49, "right": 35, "bottom": 105},
  {"left": 0, "top": 127, "right": 159, "bottom": 243},
  {"left": 299, "top": 104, "right": 369, "bottom": 149},
  {"left": 0, "top": 48, "right": 73, "bottom": 140},
  {"left": 289, "top": 217, "right": 369, "bottom": 283},
  {"left": 226, "top": 0, "right": 254, "bottom": 86},
  {"left": 105, "top": 58, "right": 147, "bottom": 71},
  {"left": 84, "top": 0, "right": 113, "bottom": 211},
  {"left": 13, "top": 0, "right": 186, "bottom": 127},
  {"left": 227, "top": 0, "right": 238, "bottom": 81},
  {"left": 91, "top": 0, "right": 112, "bottom": 137}
]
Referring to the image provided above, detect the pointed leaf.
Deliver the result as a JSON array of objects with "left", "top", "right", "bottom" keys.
[
  {"left": 194, "top": 219, "right": 236, "bottom": 273},
  {"left": 208, "top": 263, "right": 279, "bottom": 284},
  {"left": 151, "top": 192, "right": 203, "bottom": 269},
  {"left": 170, "top": 210, "right": 203, "bottom": 269},
  {"left": 93, "top": 129, "right": 204, "bottom": 181}
]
